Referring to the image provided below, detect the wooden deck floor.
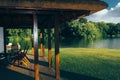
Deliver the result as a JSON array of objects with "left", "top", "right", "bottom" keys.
[{"left": 0, "top": 55, "right": 55, "bottom": 80}]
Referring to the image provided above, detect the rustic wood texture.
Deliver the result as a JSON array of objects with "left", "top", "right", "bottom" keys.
[
  {"left": 33, "top": 14, "right": 40, "bottom": 80},
  {"left": 55, "top": 15, "right": 60, "bottom": 80}
]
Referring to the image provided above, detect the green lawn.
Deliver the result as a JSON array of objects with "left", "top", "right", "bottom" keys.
[{"left": 50, "top": 48, "right": 120, "bottom": 80}]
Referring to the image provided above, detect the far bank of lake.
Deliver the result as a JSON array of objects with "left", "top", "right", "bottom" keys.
[{"left": 60, "top": 38, "right": 120, "bottom": 49}]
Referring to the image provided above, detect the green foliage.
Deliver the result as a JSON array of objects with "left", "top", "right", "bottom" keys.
[
  {"left": 95, "top": 22, "right": 109, "bottom": 38},
  {"left": 116, "top": 23, "right": 120, "bottom": 37},
  {"left": 6, "top": 29, "right": 32, "bottom": 49},
  {"left": 61, "top": 19, "right": 101, "bottom": 41},
  {"left": 6, "top": 28, "right": 54, "bottom": 49},
  {"left": 84, "top": 22, "right": 100, "bottom": 41},
  {"left": 6, "top": 18, "right": 120, "bottom": 48},
  {"left": 60, "top": 18, "right": 120, "bottom": 42},
  {"left": 78, "top": 18, "right": 87, "bottom": 23},
  {"left": 106, "top": 23, "right": 115, "bottom": 37}
]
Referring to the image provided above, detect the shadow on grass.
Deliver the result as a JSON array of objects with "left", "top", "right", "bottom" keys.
[{"left": 61, "top": 70, "right": 102, "bottom": 80}]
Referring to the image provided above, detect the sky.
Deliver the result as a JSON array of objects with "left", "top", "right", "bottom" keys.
[{"left": 85, "top": 0, "right": 120, "bottom": 23}]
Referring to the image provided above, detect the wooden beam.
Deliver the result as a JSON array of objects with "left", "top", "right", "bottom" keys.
[
  {"left": 55, "top": 15, "right": 60, "bottom": 80},
  {"left": 48, "top": 26, "right": 52, "bottom": 68},
  {"left": 33, "top": 14, "right": 41, "bottom": 80}
]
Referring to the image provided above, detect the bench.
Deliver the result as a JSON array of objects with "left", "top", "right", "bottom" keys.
[{"left": 7, "top": 45, "right": 30, "bottom": 67}]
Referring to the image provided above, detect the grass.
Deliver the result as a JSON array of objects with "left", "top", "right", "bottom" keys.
[
  {"left": 47, "top": 48, "right": 120, "bottom": 80},
  {"left": 28, "top": 48, "right": 120, "bottom": 80}
]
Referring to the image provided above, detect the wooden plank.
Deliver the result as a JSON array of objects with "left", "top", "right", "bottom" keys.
[
  {"left": 54, "top": 15, "right": 60, "bottom": 80},
  {"left": 33, "top": 14, "right": 41, "bottom": 80},
  {"left": 48, "top": 26, "right": 52, "bottom": 68}
]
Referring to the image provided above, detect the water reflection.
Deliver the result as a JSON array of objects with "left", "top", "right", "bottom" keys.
[
  {"left": 60, "top": 38, "right": 120, "bottom": 49},
  {"left": 91, "top": 38, "right": 120, "bottom": 49},
  {"left": 60, "top": 39, "right": 89, "bottom": 48}
]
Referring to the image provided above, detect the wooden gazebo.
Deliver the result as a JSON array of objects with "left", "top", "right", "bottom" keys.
[{"left": 0, "top": 0, "right": 108, "bottom": 80}]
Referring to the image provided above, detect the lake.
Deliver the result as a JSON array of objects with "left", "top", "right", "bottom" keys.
[{"left": 60, "top": 38, "right": 120, "bottom": 49}]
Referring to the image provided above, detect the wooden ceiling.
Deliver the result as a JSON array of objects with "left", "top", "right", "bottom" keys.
[
  {"left": 0, "top": 10, "right": 89, "bottom": 28},
  {"left": 0, "top": 0, "right": 108, "bottom": 28}
]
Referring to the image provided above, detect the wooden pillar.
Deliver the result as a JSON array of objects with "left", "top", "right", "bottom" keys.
[
  {"left": 31, "top": 29, "right": 34, "bottom": 55},
  {"left": 42, "top": 30, "right": 45, "bottom": 57},
  {"left": 40, "top": 32, "right": 42, "bottom": 55},
  {"left": 40, "top": 28, "right": 45, "bottom": 57},
  {"left": 33, "top": 14, "right": 40, "bottom": 80},
  {"left": 55, "top": 15, "right": 60, "bottom": 80},
  {"left": 48, "top": 26, "right": 52, "bottom": 68}
]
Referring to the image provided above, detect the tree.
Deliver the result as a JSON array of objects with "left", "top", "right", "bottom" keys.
[
  {"left": 116, "top": 23, "right": 120, "bottom": 37},
  {"left": 60, "top": 19, "right": 101, "bottom": 41},
  {"left": 78, "top": 18, "right": 87, "bottom": 23},
  {"left": 84, "top": 22, "right": 100, "bottom": 41},
  {"left": 6, "top": 28, "right": 32, "bottom": 49},
  {"left": 95, "top": 22, "right": 109, "bottom": 38},
  {"left": 107, "top": 23, "right": 116, "bottom": 37}
]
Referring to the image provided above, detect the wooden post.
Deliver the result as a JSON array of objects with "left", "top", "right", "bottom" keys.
[
  {"left": 40, "top": 32, "right": 42, "bottom": 56},
  {"left": 55, "top": 15, "right": 60, "bottom": 80},
  {"left": 40, "top": 28, "right": 45, "bottom": 57},
  {"left": 42, "top": 29, "right": 45, "bottom": 57},
  {"left": 31, "top": 29, "right": 34, "bottom": 55},
  {"left": 32, "top": 45, "right": 34, "bottom": 55},
  {"left": 48, "top": 26, "right": 52, "bottom": 68},
  {"left": 33, "top": 14, "right": 40, "bottom": 80}
]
